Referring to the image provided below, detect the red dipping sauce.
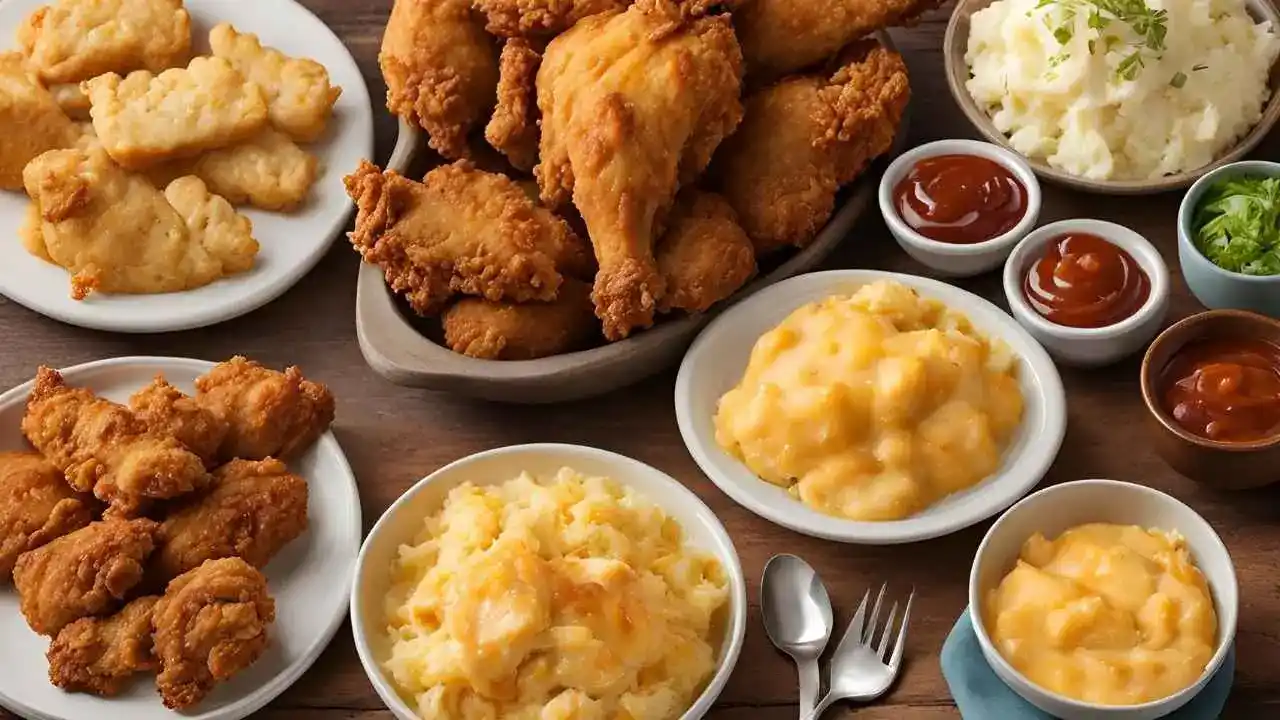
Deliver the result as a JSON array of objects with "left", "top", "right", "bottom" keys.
[
  {"left": 1161, "top": 337, "right": 1280, "bottom": 443},
  {"left": 893, "top": 154, "right": 1027, "bottom": 244},
  {"left": 1022, "top": 232, "right": 1150, "bottom": 329}
]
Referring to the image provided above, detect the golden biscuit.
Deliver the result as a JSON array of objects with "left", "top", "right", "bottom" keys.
[
  {"left": 149, "top": 129, "right": 318, "bottom": 211},
  {"left": 50, "top": 83, "right": 90, "bottom": 120},
  {"left": 0, "top": 53, "right": 76, "bottom": 189},
  {"left": 163, "top": 176, "right": 259, "bottom": 276},
  {"left": 17, "top": 0, "right": 190, "bottom": 85}
]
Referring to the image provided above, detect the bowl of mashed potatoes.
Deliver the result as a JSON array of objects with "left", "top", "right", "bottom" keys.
[
  {"left": 970, "top": 479, "right": 1238, "bottom": 719},
  {"left": 350, "top": 444, "right": 747, "bottom": 720}
]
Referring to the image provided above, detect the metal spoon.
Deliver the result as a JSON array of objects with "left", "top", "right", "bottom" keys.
[{"left": 761, "top": 554, "right": 835, "bottom": 719}]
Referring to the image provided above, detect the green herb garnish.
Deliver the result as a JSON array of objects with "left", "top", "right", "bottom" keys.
[
  {"left": 1170, "top": 71, "right": 1187, "bottom": 88},
  {"left": 1193, "top": 175, "right": 1280, "bottom": 275},
  {"left": 1038, "top": 0, "right": 1168, "bottom": 81}
]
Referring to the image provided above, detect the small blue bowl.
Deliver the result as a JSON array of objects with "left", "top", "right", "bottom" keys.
[{"left": 1178, "top": 160, "right": 1280, "bottom": 317}]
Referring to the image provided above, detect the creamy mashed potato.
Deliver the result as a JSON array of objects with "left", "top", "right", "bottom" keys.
[
  {"left": 966, "top": 0, "right": 1280, "bottom": 180},
  {"left": 985, "top": 524, "right": 1218, "bottom": 705},
  {"left": 383, "top": 468, "right": 729, "bottom": 720},
  {"left": 714, "top": 281, "right": 1023, "bottom": 521}
]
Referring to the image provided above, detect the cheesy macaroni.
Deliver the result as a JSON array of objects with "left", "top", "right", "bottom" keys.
[
  {"left": 383, "top": 468, "right": 729, "bottom": 720},
  {"left": 714, "top": 280, "right": 1023, "bottom": 521},
  {"left": 985, "top": 524, "right": 1218, "bottom": 705}
]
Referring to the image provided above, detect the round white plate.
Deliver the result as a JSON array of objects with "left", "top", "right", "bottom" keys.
[
  {"left": 674, "top": 270, "right": 1068, "bottom": 545},
  {"left": 0, "top": 357, "right": 363, "bottom": 720},
  {"left": 0, "top": 0, "right": 374, "bottom": 333}
]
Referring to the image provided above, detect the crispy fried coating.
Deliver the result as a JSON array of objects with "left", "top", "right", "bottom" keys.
[
  {"left": 537, "top": 0, "right": 744, "bottom": 340},
  {"left": 19, "top": 202, "right": 52, "bottom": 262},
  {"left": 655, "top": 190, "right": 755, "bottom": 313},
  {"left": 473, "top": 0, "right": 628, "bottom": 37},
  {"left": 47, "top": 595, "right": 159, "bottom": 696},
  {"left": 484, "top": 38, "right": 541, "bottom": 172},
  {"left": 13, "top": 519, "right": 158, "bottom": 636},
  {"left": 443, "top": 278, "right": 599, "bottom": 359},
  {"left": 17, "top": 0, "right": 190, "bottom": 85},
  {"left": 21, "top": 366, "right": 208, "bottom": 516},
  {"left": 194, "top": 356, "right": 335, "bottom": 462},
  {"left": 380, "top": 0, "right": 499, "bottom": 160},
  {"left": 345, "top": 159, "right": 590, "bottom": 315},
  {"left": 163, "top": 176, "right": 260, "bottom": 276},
  {"left": 153, "top": 557, "right": 275, "bottom": 710},
  {"left": 147, "top": 129, "right": 319, "bottom": 211},
  {"left": 0, "top": 451, "right": 95, "bottom": 579},
  {"left": 0, "top": 53, "right": 77, "bottom": 190},
  {"left": 209, "top": 23, "right": 341, "bottom": 143},
  {"left": 714, "top": 42, "right": 909, "bottom": 253},
  {"left": 128, "top": 375, "right": 229, "bottom": 467},
  {"left": 84, "top": 56, "right": 269, "bottom": 169}
]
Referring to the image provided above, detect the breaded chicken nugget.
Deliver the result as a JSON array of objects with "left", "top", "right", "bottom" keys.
[
  {"left": 484, "top": 38, "right": 541, "bottom": 172},
  {"left": 0, "top": 451, "right": 95, "bottom": 578},
  {"left": 209, "top": 23, "right": 341, "bottom": 143},
  {"left": 0, "top": 53, "right": 77, "bottom": 190},
  {"left": 84, "top": 57, "right": 269, "bottom": 169},
  {"left": 129, "top": 375, "right": 229, "bottom": 467},
  {"left": 443, "top": 278, "right": 599, "bottom": 359},
  {"left": 195, "top": 357, "right": 335, "bottom": 462},
  {"left": 655, "top": 190, "right": 756, "bottom": 313},
  {"left": 47, "top": 595, "right": 159, "bottom": 696},
  {"left": 163, "top": 176, "right": 260, "bottom": 276},
  {"left": 17, "top": 0, "right": 190, "bottom": 85},
  {"left": 148, "top": 129, "right": 319, "bottom": 212},
  {"left": 13, "top": 519, "right": 158, "bottom": 636}
]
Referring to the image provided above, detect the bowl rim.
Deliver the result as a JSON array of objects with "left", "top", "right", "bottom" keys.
[
  {"left": 967, "top": 478, "right": 1240, "bottom": 713},
  {"left": 1177, "top": 159, "right": 1280, "bottom": 283},
  {"left": 878, "top": 138, "right": 1042, "bottom": 256},
  {"left": 1139, "top": 308, "right": 1280, "bottom": 451},
  {"left": 347, "top": 442, "right": 749, "bottom": 720},
  {"left": 1002, "top": 218, "right": 1171, "bottom": 340}
]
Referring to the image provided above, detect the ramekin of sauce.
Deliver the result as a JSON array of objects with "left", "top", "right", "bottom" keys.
[
  {"left": 880, "top": 139, "right": 1040, "bottom": 277},
  {"left": 1004, "top": 219, "right": 1169, "bottom": 367}
]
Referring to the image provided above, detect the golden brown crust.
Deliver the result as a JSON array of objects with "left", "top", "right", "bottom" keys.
[
  {"left": 17, "top": 0, "right": 191, "bottom": 85},
  {"left": 484, "top": 38, "right": 542, "bottom": 172},
  {"left": 47, "top": 595, "right": 159, "bottom": 696},
  {"left": 0, "top": 452, "right": 96, "bottom": 578},
  {"left": 193, "top": 357, "right": 335, "bottom": 462},
  {"left": 443, "top": 278, "right": 599, "bottom": 359},
  {"left": 473, "top": 0, "right": 629, "bottom": 37},
  {"left": 128, "top": 375, "right": 229, "bottom": 467},
  {"left": 0, "top": 53, "right": 78, "bottom": 190},
  {"left": 655, "top": 190, "right": 756, "bottom": 313}
]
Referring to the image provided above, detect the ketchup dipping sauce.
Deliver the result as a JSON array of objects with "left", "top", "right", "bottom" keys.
[
  {"left": 1022, "top": 232, "right": 1150, "bottom": 329},
  {"left": 1161, "top": 337, "right": 1280, "bottom": 443},
  {"left": 893, "top": 154, "right": 1027, "bottom": 244}
]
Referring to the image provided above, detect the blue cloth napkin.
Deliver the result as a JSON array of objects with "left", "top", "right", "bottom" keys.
[{"left": 941, "top": 608, "right": 1235, "bottom": 719}]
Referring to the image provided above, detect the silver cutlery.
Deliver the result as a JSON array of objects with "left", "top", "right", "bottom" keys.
[
  {"left": 761, "top": 554, "right": 834, "bottom": 719},
  {"left": 804, "top": 583, "right": 914, "bottom": 720}
]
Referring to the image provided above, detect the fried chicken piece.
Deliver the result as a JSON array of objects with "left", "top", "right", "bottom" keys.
[
  {"left": 345, "top": 159, "right": 590, "bottom": 315},
  {"left": 17, "top": 0, "right": 190, "bottom": 85},
  {"left": 21, "top": 366, "right": 208, "bottom": 516},
  {"left": 84, "top": 57, "right": 269, "bottom": 169},
  {"left": 47, "top": 595, "right": 159, "bottom": 696},
  {"left": 0, "top": 53, "right": 77, "bottom": 190},
  {"left": 735, "top": 0, "right": 941, "bottom": 81},
  {"left": 537, "top": 0, "right": 744, "bottom": 340},
  {"left": 443, "top": 278, "right": 599, "bottom": 359},
  {"left": 19, "top": 202, "right": 52, "bottom": 262},
  {"left": 194, "top": 357, "right": 335, "bottom": 462},
  {"left": 473, "top": 0, "right": 628, "bottom": 37},
  {"left": 128, "top": 375, "right": 229, "bottom": 467},
  {"left": 713, "top": 42, "right": 909, "bottom": 254},
  {"left": 380, "top": 0, "right": 499, "bottom": 160},
  {"left": 153, "top": 557, "right": 275, "bottom": 710},
  {"left": 163, "top": 176, "right": 260, "bottom": 276},
  {"left": 655, "top": 190, "right": 755, "bottom": 313},
  {"left": 13, "top": 519, "right": 158, "bottom": 636},
  {"left": 0, "top": 452, "right": 95, "bottom": 579},
  {"left": 154, "top": 458, "right": 308, "bottom": 581},
  {"left": 147, "top": 129, "right": 319, "bottom": 211},
  {"left": 209, "top": 23, "right": 342, "bottom": 143},
  {"left": 484, "top": 38, "right": 541, "bottom": 172}
]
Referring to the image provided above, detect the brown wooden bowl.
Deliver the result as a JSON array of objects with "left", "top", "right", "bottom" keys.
[
  {"left": 1140, "top": 310, "right": 1280, "bottom": 489},
  {"left": 944, "top": 0, "right": 1280, "bottom": 195}
]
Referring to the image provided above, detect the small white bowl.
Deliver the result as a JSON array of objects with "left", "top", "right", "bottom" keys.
[
  {"left": 350, "top": 443, "right": 747, "bottom": 720},
  {"left": 1003, "top": 219, "right": 1170, "bottom": 367},
  {"left": 879, "top": 138, "right": 1042, "bottom": 277},
  {"left": 969, "top": 479, "right": 1239, "bottom": 720},
  {"left": 674, "top": 269, "right": 1066, "bottom": 544}
]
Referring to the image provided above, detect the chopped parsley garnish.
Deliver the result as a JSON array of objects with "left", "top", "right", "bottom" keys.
[
  {"left": 1037, "top": 0, "right": 1169, "bottom": 81},
  {"left": 1193, "top": 175, "right": 1280, "bottom": 275}
]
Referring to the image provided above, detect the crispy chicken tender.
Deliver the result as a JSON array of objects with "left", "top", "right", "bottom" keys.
[
  {"left": 0, "top": 451, "right": 95, "bottom": 579},
  {"left": 128, "top": 375, "right": 229, "bottom": 467},
  {"left": 655, "top": 190, "right": 756, "bottom": 313},
  {"left": 473, "top": 0, "right": 628, "bottom": 37},
  {"left": 714, "top": 42, "right": 909, "bottom": 253},
  {"left": 154, "top": 458, "right": 308, "bottom": 581},
  {"left": 380, "top": 0, "right": 499, "bottom": 160},
  {"left": 194, "top": 356, "right": 335, "bottom": 462},
  {"left": 47, "top": 595, "right": 160, "bottom": 696},
  {"left": 153, "top": 557, "right": 275, "bottom": 710},
  {"left": 84, "top": 56, "right": 269, "bottom": 169},
  {"left": 345, "top": 159, "right": 591, "bottom": 315},
  {"left": 209, "top": 23, "right": 342, "bottom": 143},
  {"left": 0, "top": 53, "right": 77, "bottom": 190},
  {"left": 537, "top": 0, "right": 744, "bottom": 340},
  {"left": 21, "top": 366, "right": 208, "bottom": 516},
  {"left": 484, "top": 38, "right": 541, "bottom": 172},
  {"left": 163, "top": 176, "right": 260, "bottom": 276},
  {"left": 443, "top": 278, "right": 599, "bottom": 359},
  {"left": 147, "top": 129, "right": 319, "bottom": 211},
  {"left": 17, "top": 0, "right": 190, "bottom": 85},
  {"left": 13, "top": 519, "right": 159, "bottom": 636}
]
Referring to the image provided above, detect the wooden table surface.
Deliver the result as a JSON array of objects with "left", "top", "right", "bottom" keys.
[{"left": 4, "top": 2, "right": 1280, "bottom": 718}]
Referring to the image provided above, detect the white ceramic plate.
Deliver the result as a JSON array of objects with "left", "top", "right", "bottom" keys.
[
  {"left": 350, "top": 443, "right": 747, "bottom": 720},
  {"left": 0, "top": 357, "right": 362, "bottom": 720},
  {"left": 674, "top": 270, "right": 1067, "bottom": 544},
  {"left": 0, "top": 0, "right": 374, "bottom": 333}
]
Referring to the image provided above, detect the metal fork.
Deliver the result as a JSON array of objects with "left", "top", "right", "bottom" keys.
[{"left": 803, "top": 584, "right": 914, "bottom": 720}]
